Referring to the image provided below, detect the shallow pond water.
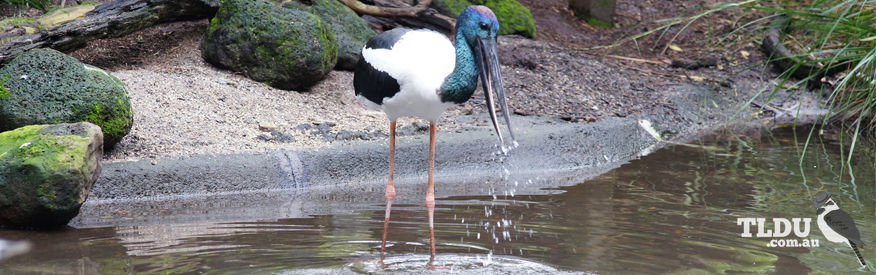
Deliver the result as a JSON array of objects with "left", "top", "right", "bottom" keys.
[{"left": 1, "top": 127, "right": 873, "bottom": 274}]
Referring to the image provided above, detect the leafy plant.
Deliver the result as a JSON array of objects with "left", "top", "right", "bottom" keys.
[
  {"left": 606, "top": 0, "right": 875, "bottom": 163},
  {"left": 2, "top": 0, "right": 51, "bottom": 11},
  {"left": 748, "top": 0, "right": 874, "bottom": 163}
]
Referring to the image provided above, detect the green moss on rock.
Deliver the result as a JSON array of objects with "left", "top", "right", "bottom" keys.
[
  {"left": 201, "top": 0, "right": 337, "bottom": 90},
  {"left": 282, "top": 0, "right": 376, "bottom": 70},
  {"left": 477, "top": 0, "right": 536, "bottom": 38},
  {"left": 0, "top": 73, "right": 10, "bottom": 101},
  {"left": 432, "top": 0, "right": 473, "bottom": 19},
  {"left": 81, "top": 97, "right": 132, "bottom": 144},
  {"left": 0, "top": 17, "right": 37, "bottom": 30},
  {"left": 585, "top": 17, "right": 612, "bottom": 27},
  {"left": 432, "top": 0, "right": 536, "bottom": 38},
  {"left": 0, "top": 123, "right": 103, "bottom": 227},
  {"left": 0, "top": 49, "right": 133, "bottom": 147}
]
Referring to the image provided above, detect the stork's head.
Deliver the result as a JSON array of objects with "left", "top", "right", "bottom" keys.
[
  {"left": 457, "top": 6, "right": 500, "bottom": 44},
  {"left": 457, "top": 6, "right": 515, "bottom": 146},
  {"left": 813, "top": 191, "right": 840, "bottom": 211}
]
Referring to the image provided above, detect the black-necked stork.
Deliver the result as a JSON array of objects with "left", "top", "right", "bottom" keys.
[{"left": 353, "top": 6, "right": 514, "bottom": 261}]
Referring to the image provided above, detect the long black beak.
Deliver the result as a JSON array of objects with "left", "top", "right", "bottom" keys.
[{"left": 474, "top": 37, "right": 515, "bottom": 146}]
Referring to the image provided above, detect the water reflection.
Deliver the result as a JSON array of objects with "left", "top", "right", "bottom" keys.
[{"left": 0, "top": 128, "right": 872, "bottom": 273}]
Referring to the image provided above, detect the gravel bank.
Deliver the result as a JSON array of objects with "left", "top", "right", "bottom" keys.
[{"left": 70, "top": 20, "right": 764, "bottom": 162}]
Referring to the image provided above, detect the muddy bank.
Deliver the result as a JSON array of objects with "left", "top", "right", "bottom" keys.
[
  {"left": 62, "top": 16, "right": 829, "bottom": 228},
  {"left": 70, "top": 78, "right": 814, "bottom": 228},
  {"left": 66, "top": 19, "right": 778, "bottom": 162}
]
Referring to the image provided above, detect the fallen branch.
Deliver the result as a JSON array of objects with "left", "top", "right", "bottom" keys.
[
  {"left": 339, "top": 0, "right": 432, "bottom": 17},
  {"left": 760, "top": 13, "right": 847, "bottom": 79},
  {"left": 353, "top": 0, "right": 455, "bottom": 33},
  {"left": 751, "top": 100, "right": 794, "bottom": 118},
  {"left": 0, "top": 0, "right": 218, "bottom": 63},
  {"left": 605, "top": 55, "right": 665, "bottom": 65}
]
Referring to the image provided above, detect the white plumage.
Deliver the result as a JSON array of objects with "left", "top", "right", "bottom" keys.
[
  {"left": 355, "top": 30, "right": 456, "bottom": 122},
  {"left": 816, "top": 201, "right": 847, "bottom": 243}
]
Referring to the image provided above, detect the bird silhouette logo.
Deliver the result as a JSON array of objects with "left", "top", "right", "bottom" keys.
[{"left": 813, "top": 191, "right": 867, "bottom": 267}]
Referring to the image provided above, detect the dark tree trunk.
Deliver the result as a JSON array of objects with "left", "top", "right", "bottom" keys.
[
  {"left": 569, "top": 0, "right": 616, "bottom": 25},
  {"left": 349, "top": 0, "right": 455, "bottom": 34},
  {"left": 0, "top": 0, "right": 219, "bottom": 63}
]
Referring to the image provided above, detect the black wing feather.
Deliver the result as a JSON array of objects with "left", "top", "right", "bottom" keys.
[
  {"left": 824, "top": 210, "right": 863, "bottom": 246},
  {"left": 353, "top": 28, "right": 412, "bottom": 105},
  {"left": 354, "top": 56, "right": 400, "bottom": 105}
]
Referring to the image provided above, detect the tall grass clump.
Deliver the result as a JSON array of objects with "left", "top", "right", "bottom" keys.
[
  {"left": 761, "top": 1, "right": 874, "bottom": 125},
  {"left": 754, "top": 0, "right": 875, "bottom": 162},
  {"left": 608, "top": 0, "right": 874, "bottom": 161},
  {"left": 2, "top": 0, "right": 51, "bottom": 11}
]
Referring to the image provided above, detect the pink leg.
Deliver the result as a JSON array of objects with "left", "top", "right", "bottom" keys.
[
  {"left": 386, "top": 121, "right": 397, "bottom": 200},
  {"left": 380, "top": 121, "right": 397, "bottom": 266},
  {"left": 426, "top": 122, "right": 437, "bottom": 263}
]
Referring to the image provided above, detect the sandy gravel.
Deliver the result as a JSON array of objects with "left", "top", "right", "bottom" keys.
[
  {"left": 101, "top": 25, "right": 485, "bottom": 162},
  {"left": 83, "top": 20, "right": 759, "bottom": 162}
]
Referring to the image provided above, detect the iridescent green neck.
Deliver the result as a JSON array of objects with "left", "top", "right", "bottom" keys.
[{"left": 439, "top": 32, "right": 478, "bottom": 104}]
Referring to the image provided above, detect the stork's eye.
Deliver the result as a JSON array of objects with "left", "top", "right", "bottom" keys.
[{"left": 479, "top": 22, "right": 490, "bottom": 30}]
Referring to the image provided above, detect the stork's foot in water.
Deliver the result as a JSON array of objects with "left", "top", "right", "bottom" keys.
[
  {"left": 379, "top": 196, "right": 393, "bottom": 267},
  {"left": 426, "top": 122, "right": 438, "bottom": 266}
]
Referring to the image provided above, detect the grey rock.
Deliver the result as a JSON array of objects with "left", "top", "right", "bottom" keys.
[
  {"left": 201, "top": 0, "right": 338, "bottom": 91},
  {"left": 0, "top": 122, "right": 103, "bottom": 227},
  {"left": 0, "top": 48, "right": 133, "bottom": 148},
  {"left": 283, "top": 0, "right": 376, "bottom": 70}
]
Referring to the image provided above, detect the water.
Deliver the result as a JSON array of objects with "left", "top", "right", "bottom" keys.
[{"left": 1, "top": 128, "right": 873, "bottom": 273}]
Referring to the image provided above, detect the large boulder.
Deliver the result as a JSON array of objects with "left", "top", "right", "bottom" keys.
[
  {"left": 432, "top": 0, "right": 536, "bottom": 38},
  {"left": 0, "top": 48, "right": 133, "bottom": 148},
  {"left": 0, "top": 122, "right": 103, "bottom": 227},
  {"left": 282, "top": 0, "right": 376, "bottom": 71},
  {"left": 201, "top": 0, "right": 338, "bottom": 90}
]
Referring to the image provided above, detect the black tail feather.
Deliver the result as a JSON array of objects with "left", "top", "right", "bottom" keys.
[{"left": 849, "top": 241, "right": 867, "bottom": 267}]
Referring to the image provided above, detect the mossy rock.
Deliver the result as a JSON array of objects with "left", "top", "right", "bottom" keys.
[
  {"left": 0, "top": 3, "right": 98, "bottom": 46},
  {"left": 201, "top": 0, "right": 338, "bottom": 90},
  {"left": 0, "top": 17, "right": 37, "bottom": 30},
  {"left": 0, "top": 122, "right": 103, "bottom": 227},
  {"left": 36, "top": 4, "right": 98, "bottom": 30},
  {"left": 432, "top": 0, "right": 536, "bottom": 38},
  {"left": 0, "top": 48, "right": 133, "bottom": 148},
  {"left": 281, "top": 0, "right": 376, "bottom": 71}
]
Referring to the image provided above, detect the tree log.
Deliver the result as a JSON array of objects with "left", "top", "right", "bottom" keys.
[
  {"left": 347, "top": 0, "right": 455, "bottom": 33},
  {"left": 338, "top": 0, "right": 431, "bottom": 17},
  {"left": 0, "top": 0, "right": 218, "bottom": 63}
]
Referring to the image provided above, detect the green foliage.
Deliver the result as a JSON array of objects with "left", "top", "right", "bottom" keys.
[
  {"left": 2, "top": 0, "right": 51, "bottom": 11},
  {"left": 748, "top": 0, "right": 875, "bottom": 162},
  {"left": 607, "top": 0, "right": 874, "bottom": 162}
]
